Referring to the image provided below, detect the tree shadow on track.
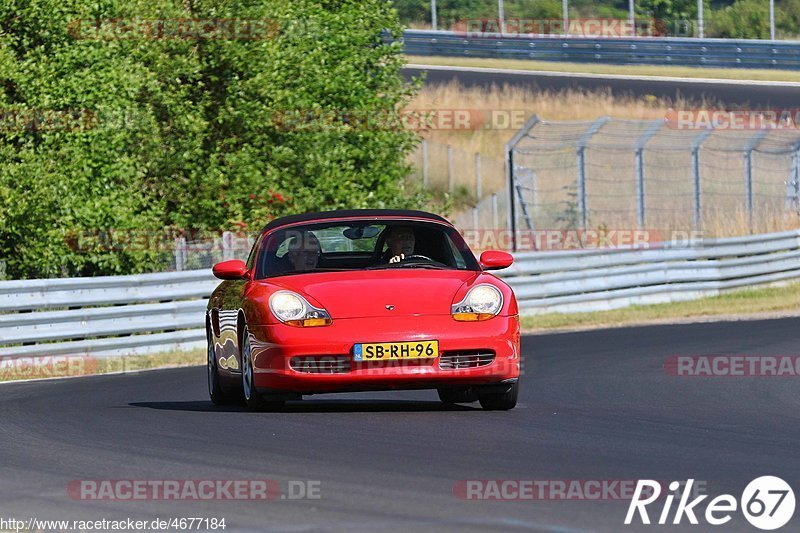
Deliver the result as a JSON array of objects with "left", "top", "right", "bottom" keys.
[{"left": 128, "top": 400, "right": 480, "bottom": 413}]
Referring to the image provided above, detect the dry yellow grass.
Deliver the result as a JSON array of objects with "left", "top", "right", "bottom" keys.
[
  {"left": 406, "top": 83, "right": 800, "bottom": 238},
  {"left": 521, "top": 280, "right": 800, "bottom": 332},
  {"left": 406, "top": 81, "right": 714, "bottom": 158}
]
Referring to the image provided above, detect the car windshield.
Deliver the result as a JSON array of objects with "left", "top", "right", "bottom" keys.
[{"left": 253, "top": 220, "right": 479, "bottom": 278}]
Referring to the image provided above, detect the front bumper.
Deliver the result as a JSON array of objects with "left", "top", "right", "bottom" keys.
[{"left": 247, "top": 314, "right": 521, "bottom": 394}]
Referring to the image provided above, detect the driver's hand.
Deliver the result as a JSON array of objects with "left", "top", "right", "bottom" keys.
[{"left": 389, "top": 254, "right": 404, "bottom": 263}]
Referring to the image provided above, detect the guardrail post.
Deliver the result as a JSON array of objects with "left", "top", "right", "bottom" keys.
[
  {"left": 475, "top": 152, "right": 482, "bottom": 200},
  {"left": 691, "top": 128, "right": 714, "bottom": 232},
  {"left": 422, "top": 140, "right": 429, "bottom": 188},
  {"left": 634, "top": 120, "right": 664, "bottom": 229},
  {"left": 743, "top": 131, "right": 768, "bottom": 232},
  {"left": 576, "top": 117, "right": 609, "bottom": 230},
  {"left": 447, "top": 144, "right": 454, "bottom": 193}
]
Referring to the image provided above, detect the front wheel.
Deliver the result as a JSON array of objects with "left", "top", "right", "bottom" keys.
[
  {"left": 478, "top": 382, "right": 519, "bottom": 411},
  {"left": 241, "top": 326, "right": 284, "bottom": 411}
]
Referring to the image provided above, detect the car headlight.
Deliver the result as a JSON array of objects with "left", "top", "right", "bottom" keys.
[
  {"left": 451, "top": 284, "right": 503, "bottom": 321},
  {"left": 269, "top": 291, "right": 332, "bottom": 327}
]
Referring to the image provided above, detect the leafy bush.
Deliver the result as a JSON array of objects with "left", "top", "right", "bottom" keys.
[
  {"left": 707, "top": 0, "right": 770, "bottom": 38},
  {"left": 0, "top": 0, "right": 423, "bottom": 279}
]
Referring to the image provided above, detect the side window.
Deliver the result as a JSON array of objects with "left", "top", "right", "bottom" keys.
[
  {"left": 245, "top": 234, "right": 262, "bottom": 270},
  {"left": 446, "top": 235, "right": 467, "bottom": 269}
]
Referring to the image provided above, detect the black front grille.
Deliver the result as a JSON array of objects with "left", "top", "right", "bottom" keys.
[
  {"left": 439, "top": 350, "right": 495, "bottom": 370},
  {"left": 290, "top": 356, "right": 351, "bottom": 374}
]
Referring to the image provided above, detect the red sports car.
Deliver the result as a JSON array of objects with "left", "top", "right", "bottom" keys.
[{"left": 206, "top": 209, "right": 520, "bottom": 410}]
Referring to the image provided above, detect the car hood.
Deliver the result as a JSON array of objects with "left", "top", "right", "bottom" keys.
[{"left": 267, "top": 269, "right": 481, "bottom": 319}]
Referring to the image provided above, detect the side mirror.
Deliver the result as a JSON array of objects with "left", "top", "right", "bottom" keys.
[
  {"left": 479, "top": 250, "right": 513, "bottom": 271},
  {"left": 212, "top": 259, "right": 249, "bottom": 280}
]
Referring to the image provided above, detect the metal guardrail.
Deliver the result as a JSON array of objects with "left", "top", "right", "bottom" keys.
[
  {"left": 403, "top": 30, "right": 800, "bottom": 70},
  {"left": 0, "top": 271, "right": 217, "bottom": 359},
  {"left": 503, "top": 229, "right": 800, "bottom": 313},
  {"left": 1, "top": 229, "right": 799, "bottom": 359}
]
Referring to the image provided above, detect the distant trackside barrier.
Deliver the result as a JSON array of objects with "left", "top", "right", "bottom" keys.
[{"left": 1, "top": 229, "right": 799, "bottom": 359}]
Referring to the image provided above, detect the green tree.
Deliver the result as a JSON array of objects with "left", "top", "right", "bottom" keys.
[
  {"left": 707, "top": 0, "right": 770, "bottom": 38},
  {"left": 0, "top": 0, "right": 422, "bottom": 279}
]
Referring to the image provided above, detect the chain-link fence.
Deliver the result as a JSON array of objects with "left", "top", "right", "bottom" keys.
[
  {"left": 175, "top": 119, "right": 800, "bottom": 265},
  {"left": 507, "top": 116, "right": 800, "bottom": 242},
  {"left": 407, "top": 140, "right": 506, "bottom": 202},
  {"left": 172, "top": 232, "right": 255, "bottom": 271}
]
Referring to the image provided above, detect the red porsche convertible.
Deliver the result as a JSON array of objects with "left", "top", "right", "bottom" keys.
[{"left": 206, "top": 209, "right": 520, "bottom": 410}]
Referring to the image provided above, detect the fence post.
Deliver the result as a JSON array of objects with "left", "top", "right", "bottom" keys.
[
  {"left": 576, "top": 117, "right": 609, "bottom": 230},
  {"left": 422, "top": 140, "right": 429, "bottom": 188},
  {"left": 506, "top": 115, "right": 541, "bottom": 252},
  {"left": 634, "top": 120, "right": 664, "bottom": 229},
  {"left": 174, "top": 237, "right": 187, "bottom": 272},
  {"left": 475, "top": 152, "right": 482, "bottom": 200},
  {"left": 789, "top": 140, "right": 800, "bottom": 216},
  {"left": 691, "top": 128, "right": 714, "bottom": 232},
  {"left": 222, "top": 231, "right": 233, "bottom": 261},
  {"left": 743, "top": 131, "right": 767, "bottom": 232},
  {"left": 447, "top": 144, "right": 454, "bottom": 192},
  {"left": 491, "top": 193, "right": 499, "bottom": 229}
]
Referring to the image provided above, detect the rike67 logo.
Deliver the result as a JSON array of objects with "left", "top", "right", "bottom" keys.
[{"left": 626, "top": 477, "right": 795, "bottom": 530}]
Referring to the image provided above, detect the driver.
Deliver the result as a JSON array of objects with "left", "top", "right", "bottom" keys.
[
  {"left": 384, "top": 226, "right": 415, "bottom": 263},
  {"left": 286, "top": 231, "right": 321, "bottom": 272}
]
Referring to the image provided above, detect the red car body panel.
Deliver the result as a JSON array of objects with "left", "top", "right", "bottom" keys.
[{"left": 207, "top": 210, "right": 521, "bottom": 397}]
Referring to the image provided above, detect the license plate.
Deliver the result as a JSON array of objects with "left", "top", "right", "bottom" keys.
[{"left": 353, "top": 340, "right": 439, "bottom": 361}]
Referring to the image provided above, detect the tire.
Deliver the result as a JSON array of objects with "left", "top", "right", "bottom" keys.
[
  {"left": 240, "top": 326, "right": 284, "bottom": 411},
  {"left": 208, "top": 329, "right": 235, "bottom": 406},
  {"left": 437, "top": 387, "right": 478, "bottom": 404},
  {"left": 478, "top": 381, "right": 519, "bottom": 411}
]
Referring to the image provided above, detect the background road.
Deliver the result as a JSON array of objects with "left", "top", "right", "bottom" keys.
[
  {"left": 406, "top": 65, "right": 800, "bottom": 108},
  {"left": 1, "top": 318, "right": 798, "bottom": 532}
]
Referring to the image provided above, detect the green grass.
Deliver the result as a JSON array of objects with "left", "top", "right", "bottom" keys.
[
  {"left": 406, "top": 55, "right": 800, "bottom": 83},
  {"left": 521, "top": 281, "right": 800, "bottom": 332},
  {"left": 0, "top": 348, "right": 205, "bottom": 383}
]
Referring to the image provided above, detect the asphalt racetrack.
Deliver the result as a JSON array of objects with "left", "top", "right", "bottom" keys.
[
  {"left": 1, "top": 318, "right": 798, "bottom": 532},
  {"left": 406, "top": 64, "right": 800, "bottom": 108}
]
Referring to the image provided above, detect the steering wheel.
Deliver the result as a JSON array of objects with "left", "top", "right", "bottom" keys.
[{"left": 402, "top": 254, "right": 434, "bottom": 262}]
